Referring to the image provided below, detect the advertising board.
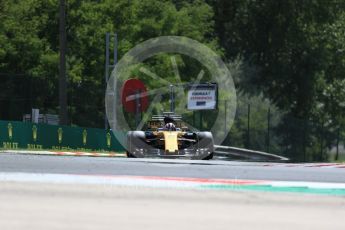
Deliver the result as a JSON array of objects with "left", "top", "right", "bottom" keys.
[{"left": 187, "top": 83, "right": 218, "bottom": 110}]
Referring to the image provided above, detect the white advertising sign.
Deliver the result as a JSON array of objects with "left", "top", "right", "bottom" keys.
[
  {"left": 31, "top": 108, "right": 39, "bottom": 123},
  {"left": 187, "top": 85, "right": 217, "bottom": 110}
]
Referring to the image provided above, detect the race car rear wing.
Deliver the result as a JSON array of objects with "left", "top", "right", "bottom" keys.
[{"left": 151, "top": 113, "right": 182, "bottom": 121}]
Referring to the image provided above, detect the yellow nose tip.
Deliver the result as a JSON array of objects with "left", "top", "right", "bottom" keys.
[{"left": 163, "top": 131, "right": 178, "bottom": 152}]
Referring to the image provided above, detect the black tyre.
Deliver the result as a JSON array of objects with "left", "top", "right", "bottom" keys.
[
  {"left": 197, "top": 132, "right": 214, "bottom": 149},
  {"left": 126, "top": 151, "right": 136, "bottom": 158},
  {"left": 196, "top": 132, "right": 214, "bottom": 160},
  {"left": 126, "top": 131, "right": 146, "bottom": 158},
  {"left": 202, "top": 152, "right": 214, "bottom": 160}
]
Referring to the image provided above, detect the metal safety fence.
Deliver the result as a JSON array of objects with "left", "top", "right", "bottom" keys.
[
  {"left": 218, "top": 101, "right": 344, "bottom": 162},
  {"left": 179, "top": 98, "right": 345, "bottom": 162}
]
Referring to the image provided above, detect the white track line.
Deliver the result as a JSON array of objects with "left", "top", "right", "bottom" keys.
[
  {"left": 1, "top": 173, "right": 345, "bottom": 191},
  {"left": 0, "top": 150, "right": 126, "bottom": 157}
]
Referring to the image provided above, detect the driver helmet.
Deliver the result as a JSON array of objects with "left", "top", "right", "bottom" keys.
[{"left": 164, "top": 122, "right": 176, "bottom": 130}]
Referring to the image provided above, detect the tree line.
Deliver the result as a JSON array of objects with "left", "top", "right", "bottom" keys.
[{"left": 1, "top": 0, "right": 345, "bottom": 160}]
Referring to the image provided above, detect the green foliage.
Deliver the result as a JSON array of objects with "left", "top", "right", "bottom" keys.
[
  {"left": 0, "top": 0, "right": 217, "bottom": 127},
  {"left": 209, "top": 0, "right": 345, "bottom": 160},
  {"left": 1, "top": 0, "right": 345, "bottom": 161}
]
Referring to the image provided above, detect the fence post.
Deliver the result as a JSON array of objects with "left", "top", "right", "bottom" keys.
[
  {"left": 193, "top": 111, "right": 195, "bottom": 127},
  {"left": 303, "top": 121, "right": 307, "bottom": 162},
  {"left": 104, "top": 33, "right": 110, "bottom": 130},
  {"left": 224, "top": 100, "right": 227, "bottom": 136},
  {"left": 247, "top": 104, "right": 250, "bottom": 149},
  {"left": 320, "top": 120, "right": 324, "bottom": 161},
  {"left": 135, "top": 90, "right": 141, "bottom": 129},
  {"left": 335, "top": 127, "right": 340, "bottom": 161},
  {"left": 199, "top": 110, "right": 203, "bottom": 131},
  {"left": 267, "top": 107, "right": 270, "bottom": 153}
]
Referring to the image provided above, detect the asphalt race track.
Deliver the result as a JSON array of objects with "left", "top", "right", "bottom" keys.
[
  {"left": 0, "top": 153, "right": 345, "bottom": 183},
  {"left": 1, "top": 152, "right": 345, "bottom": 230}
]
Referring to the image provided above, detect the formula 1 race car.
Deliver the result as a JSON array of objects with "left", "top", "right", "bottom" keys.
[{"left": 126, "top": 112, "right": 214, "bottom": 160}]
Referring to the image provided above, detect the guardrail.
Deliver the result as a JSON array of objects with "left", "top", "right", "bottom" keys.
[{"left": 214, "top": 145, "right": 289, "bottom": 162}]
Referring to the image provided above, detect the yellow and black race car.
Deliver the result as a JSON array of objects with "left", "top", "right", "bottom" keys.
[{"left": 126, "top": 113, "right": 214, "bottom": 160}]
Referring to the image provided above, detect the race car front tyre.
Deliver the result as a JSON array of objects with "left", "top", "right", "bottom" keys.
[
  {"left": 196, "top": 132, "right": 214, "bottom": 160},
  {"left": 202, "top": 152, "right": 214, "bottom": 160},
  {"left": 126, "top": 151, "right": 136, "bottom": 158},
  {"left": 126, "top": 131, "right": 147, "bottom": 158}
]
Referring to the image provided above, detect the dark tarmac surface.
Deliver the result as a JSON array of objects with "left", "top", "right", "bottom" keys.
[
  {"left": 1, "top": 152, "right": 345, "bottom": 230},
  {"left": 1, "top": 153, "right": 344, "bottom": 183}
]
